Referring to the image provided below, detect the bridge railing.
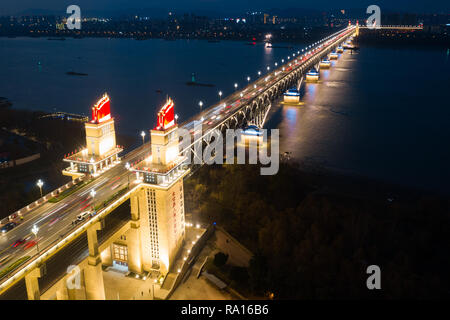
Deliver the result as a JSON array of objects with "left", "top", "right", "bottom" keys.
[{"left": 179, "top": 27, "right": 355, "bottom": 160}]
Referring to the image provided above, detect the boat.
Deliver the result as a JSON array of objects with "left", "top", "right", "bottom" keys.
[
  {"left": 186, "top": 82, "right": 215, "bottom": 87},
  {"left": 66, "top": 71, "right": 88, "bottom": 76}
]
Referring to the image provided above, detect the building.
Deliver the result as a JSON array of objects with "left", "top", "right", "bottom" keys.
[
  {"left": 62, "top": 93, "right": 123, "bottom": 179},
  {"left": 108, "top": 98, "right": 190, "bottom": 275}
]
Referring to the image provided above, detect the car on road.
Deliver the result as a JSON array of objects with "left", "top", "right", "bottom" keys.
[
  {"left": 72, "top": 211, "right": 92, "bottom": 225},
  {"left": 12, "top": 238, "right": 26, "bottom": 248},
  {"left": 24, "top": 239, "right": 40, "bottom": 250},
  {"left": 1, "top": 222, "right": 17, "bottom": 234}
]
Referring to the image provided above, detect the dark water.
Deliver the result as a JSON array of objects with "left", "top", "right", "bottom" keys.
[
  {"left": 1, "top": 38, "right": 450, "bottom": 193},
  {"left": 267, "top": 45, "right": 450, "bottom": 194},
  {"left": 0, "top": 37, "right": 298, "bottom": 134}
]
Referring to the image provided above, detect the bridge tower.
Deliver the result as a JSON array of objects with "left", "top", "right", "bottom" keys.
[
  {"left": 128, "top": 98, "right": 190, "bottom": 275},
  {"left": 62, "top": 93, "right": 122, "bottom": 179}
]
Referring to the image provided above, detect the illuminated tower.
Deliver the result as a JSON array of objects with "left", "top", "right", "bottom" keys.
[
  {"left": 128, "top": 98, "right": 189, "bottom": 275},
  {"left": 356, "top": 20, "right": 360, "bottom": 36},
  {"left": 63, "top": 93, "right": 122, "bottom": 178},
  {"left": 85, "top": 94, "right": 116, "bottom": 157}
]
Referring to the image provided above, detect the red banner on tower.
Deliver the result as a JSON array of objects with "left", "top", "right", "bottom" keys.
[
  {"left": 91, "top": 93, "right": 111, "bottom": 123},
  {"left": 155, "top": 98, "right": 175, "bottom": 130}
]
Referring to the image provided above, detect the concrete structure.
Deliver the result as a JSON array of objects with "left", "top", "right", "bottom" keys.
[
  {"left": 306, "top": 68, "right": 320, "bottom": 82},
  {"left": 319, "top": 58, "right": 331, "bottom": 69},
  {"left": 128, "top": 98, "right": 189, "bottom": 275},
  {"left": 84, "top": 221, "right": 106, "bottom": 299},
  {"left": 330, "top": 51, "right": 339, "bottom": 60},
  {"left": 63, "top": 93, "right": 123, "bottom": 179},
  {"left": 283, "top": 87, "right": 301, "bottom": 103}
]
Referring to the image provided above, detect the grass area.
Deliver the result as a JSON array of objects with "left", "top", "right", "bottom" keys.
[
  {"left": 48, "top": 179, "right": 93, "bottom": 203},
  {"left": 0, "top": 256, "right": 31, "bottom": 280},
  {"left": 94, "top": 187, "right": 128, "bottom": 211}
]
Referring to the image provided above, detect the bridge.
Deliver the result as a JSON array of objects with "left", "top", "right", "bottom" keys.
[
  {"left": 358, "top": 25, "right": 423, "bottom": 30},
  {"left": 0, "top": 23, "right": 409, "bottom": 299}
]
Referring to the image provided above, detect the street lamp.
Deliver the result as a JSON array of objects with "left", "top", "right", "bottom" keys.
[
  {"left": 266, "top": 66, "right": 270, "bottom": 71},
  {"left": 218, "top": 91, "right": 222, "bottom": 100},
  {"left": 31, "top": 225, "right": 39, "bottom": 254},
  {"left": 199, "top": 101, "right": 203, "bottom": 110},
  {"left": 36, "top": 179, "right": 44, "bottom": 198},
  {"left": 90, "top": 189, "right": 96, "bottom": 211},
  {"left": 258, "top": 71, "right": 261, "bottom": 76},
  {"left": 234, "top": 83, "right": 238, "bottom": 90},
  {"left": 125, "top": 162, "right": 131, "bottom": 188},
  {"left": 247, "top": 76, "right": 250, "bottom": 83},
  {"left": 140, "top": 131, "right": 146, "bottom": 145}
]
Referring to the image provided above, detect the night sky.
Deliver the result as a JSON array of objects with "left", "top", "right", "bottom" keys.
[{"left": 1, "top": 0, "right": 448, "bottom": 16}]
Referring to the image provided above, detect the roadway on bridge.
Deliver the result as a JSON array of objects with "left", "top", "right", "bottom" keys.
[{"left": 0, "top": 26, "right": 355, "bottom": 293}]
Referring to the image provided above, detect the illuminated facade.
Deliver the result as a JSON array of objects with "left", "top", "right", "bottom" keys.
[
  {"left": 283, "top": 87, "right": 301, "bottom": 103},
  {"left": 125, "top": 98, "right": 189, "bottom": 275},
  {"left": 320, "top": 58, "right": 331, "bottom": 69},
  {"left": 306, "top": 68, "right": 320, "bottom": 82},
  {"left": 63, "top": 94, "right": 122, "bottom": 179},
  {"left": 330, "top": 51, "right": 339, "bottom": 60}
]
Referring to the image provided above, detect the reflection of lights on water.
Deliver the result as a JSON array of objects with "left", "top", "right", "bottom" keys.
[
  {"left": 285, "top": 108, "right": 298, "bottom": 126},
  {"left": 306, "top": 83, "right": 317, "bottom": 100},
  {"left": 322, "top": 70, "right": 330, "bottom": 79}
]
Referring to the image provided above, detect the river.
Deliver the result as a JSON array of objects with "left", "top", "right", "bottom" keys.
[{"left": 1, "top": 37, "right": 449, "bottom": 193}]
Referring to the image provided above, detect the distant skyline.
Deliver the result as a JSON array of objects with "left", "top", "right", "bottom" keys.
[{"left": 1, "top": 0, "right": 448, "bottom": 16}]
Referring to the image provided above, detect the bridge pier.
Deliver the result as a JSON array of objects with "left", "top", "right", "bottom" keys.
[
  {"left": 55, "top": 282, "right": 69, "bottom": 300},
  {"left": 84, "top": 221, "right": 106, "bottom": 300},
  {"left": 25, "top": 264, "right": 45, "bottom": 300}
]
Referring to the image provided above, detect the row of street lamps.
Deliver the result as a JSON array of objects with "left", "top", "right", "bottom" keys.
[
  {"left": 136, "top": 31, "right": 341, "bottom": 134},
  {"left": 194, "top": 31, "right": 340, "bottom": 112}
]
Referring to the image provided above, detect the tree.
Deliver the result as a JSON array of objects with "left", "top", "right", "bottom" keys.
[{"left": 213, "top": 252, "right": 228, "bottom": 267}]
